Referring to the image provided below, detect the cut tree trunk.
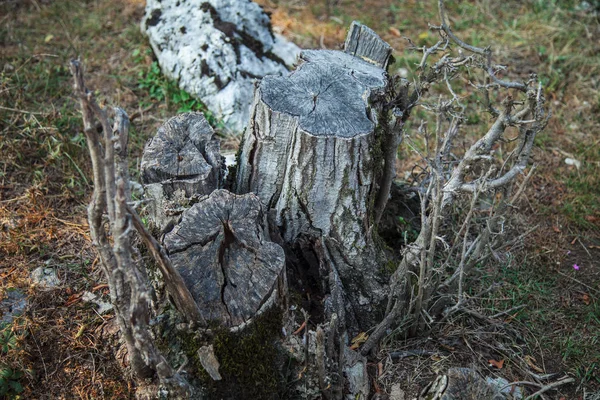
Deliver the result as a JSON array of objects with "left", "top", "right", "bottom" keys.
[
  {"left": 162, "top": 189, "right": 286, "bottom": 329},
  {"left": 134, "top": 21, "right": 399, "bottom": 400},
  {"left": 235, "top": 34, "right": 392, "bottom": 332},
  {"left": 141, "top": 112, "right": 224, "bottom": 232}
]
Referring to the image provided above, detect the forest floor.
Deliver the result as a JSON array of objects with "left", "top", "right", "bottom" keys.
[{"left": 0, "top": 0, "right": 599, "bottom": 399}]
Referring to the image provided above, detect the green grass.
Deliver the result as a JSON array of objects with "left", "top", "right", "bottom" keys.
[
  {"left": 1, "top": 0, "right": 599, "bottom": 396},
  {"left": 134, "top": 50, "right": 224, "bottom": 128},
  {"left": 0, "top": 322, "right": 27, "bottom": 398},
  {"left": 474, "top": 259, "right": 600, "bottom": 384}
]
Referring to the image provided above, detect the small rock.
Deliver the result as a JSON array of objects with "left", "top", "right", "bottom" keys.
[
  {"left": 81, "top": 291, "right": 114, "bottom": 314},
  {"left": 31, "top": 266, "right": 61, "bottom": 288},
  {"left": 0, "top": 289, "right": 27, "bottom": 324},
  {"left": 486, "top": 376, "right": 523, "bottom": 399},
  {"left": 565, "top": 157, "right": 582, "bottom": 170},
  {"left": 390, "top": 383, "right": 406, "bottom": 400}
]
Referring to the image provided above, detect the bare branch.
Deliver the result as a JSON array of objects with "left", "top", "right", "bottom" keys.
[
  {"left": 433, "top": 0, "right": 528, "bottom": 92},
  {"left": 127, "top": 204, "right": 205, "bottom": 326}
]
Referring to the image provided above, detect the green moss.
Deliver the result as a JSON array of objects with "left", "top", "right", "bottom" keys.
[
  {"left": 209, "top": 307, "right": 285, "bottom": 399},
  {"left": 170, "top": 306, "right": 287, "bottom": 399},
  {"left": 380, "top": 259, "right": 398, "bottom": 275}
]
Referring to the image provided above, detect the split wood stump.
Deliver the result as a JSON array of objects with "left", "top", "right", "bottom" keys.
[
  {"left": 141, "top": 112, "right": 224, "bottom": 231},
  {"left": 163, "top": 189, "right": 286, "bottom": 329}
]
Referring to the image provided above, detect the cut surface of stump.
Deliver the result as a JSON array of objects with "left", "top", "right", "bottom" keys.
[
  {"left": 163, "top": 189, "right": 286, "bottom": 328},
  {"left": 141, "top": 0, "right": 301, "bottom": 133},
  {"left": 236, "top": 26, "right": 392, "bottom": 331},
  {"left": 141, "top": 112, "right": 224, "bottom": 231}
]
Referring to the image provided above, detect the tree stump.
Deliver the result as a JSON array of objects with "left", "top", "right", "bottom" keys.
[
  {"left": 163, "top": 189, "right": 286, "bottom": 328},
  {"left": 141, "top": 112, "right": 224, "bottom": 231},
  {"left": 235, "top": 29, "right": 392, "bottom": 330}
]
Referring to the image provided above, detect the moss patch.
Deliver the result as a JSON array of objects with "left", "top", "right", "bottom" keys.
[{"left": 172, "top": 306, "right": 287, "bottom": 399}]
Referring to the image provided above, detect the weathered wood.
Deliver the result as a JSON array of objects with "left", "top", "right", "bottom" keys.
[
  {"left": 419, "top": 368, "right": 504, "bottom": 400},
  {"left": 163, "top": 189, "right": 286, "bottom": 328},
  {"left": 141, "top": 112, "right": 224, "bottom": 231},
  {"left": 197, "top": 345, "right": 222, "bottom": 381},
  {"left": 344, "top": 21, "right": 392, "bottom": 68},
  {"left": 236, "top": 46, "right": 391, "bottom": 330},
  {"left": 141, "top": 0, "right": 300, "bottom": 133},
  {"left": 234, "top": 26, "right": 396, "bottom": 398}
]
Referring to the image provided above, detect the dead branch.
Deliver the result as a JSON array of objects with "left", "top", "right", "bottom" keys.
[
  {"left": 524, "top": 376, "right": 574, "bottom": 400},
  {"left": 70, "top": 59, "right": 192, "bottom": 397},
  {"left": 373, "top": 0, "right": 549, "bottom": 343}
]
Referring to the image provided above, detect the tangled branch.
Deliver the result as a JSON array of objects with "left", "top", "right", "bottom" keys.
[{"left": 362, "top": 0, "right": 548, "bottom": 354}]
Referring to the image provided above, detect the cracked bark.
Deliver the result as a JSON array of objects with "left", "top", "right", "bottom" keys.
[
  {"left": 235, "top": 22, "right": 393, "bottom": 399},
  {"left": 236, "top": 31, "right": 392, "bottom": 332},
  {"left": 141, "top": 112, "right": 225, "bottom": 232},
  {"left": 162, "top": 189, "right": 286, "bottom": 328}
]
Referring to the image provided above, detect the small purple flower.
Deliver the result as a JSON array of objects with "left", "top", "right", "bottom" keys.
[
  {"left": 566, "top": 251, "right": 571, "bottom": 256},
  {"left": 573, "top": 264, "right": 580, "bottom": 271}
]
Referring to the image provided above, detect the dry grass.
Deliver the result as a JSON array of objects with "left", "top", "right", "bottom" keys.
[{"left": 0, "top": 0, "right": 599, "bottom": 398}]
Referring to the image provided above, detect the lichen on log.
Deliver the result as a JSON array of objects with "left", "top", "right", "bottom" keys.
[{"left": 141, "top": 0, "right": 301, "bottom": 133}]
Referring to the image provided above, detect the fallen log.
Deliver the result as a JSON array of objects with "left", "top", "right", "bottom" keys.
[{"left": 141, "top": 0, "right": 301, "bottom": 133}]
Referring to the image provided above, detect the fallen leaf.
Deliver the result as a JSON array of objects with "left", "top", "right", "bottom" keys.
[
  {"left": 525, "top": 355, "right": 544, "bottom": 373},
  {"left": 389, "top": 27, "right": 401, "bottom": 37},
  {"left": 92, "top": 283, "right": 108, "bottom": 292},
  {"left": 418, "top": 31, "right": 429, "bottom": 40},
  {"left": 74, "top": 324, "right": 86, "bottom": 339},
  {"left": 44, "top": 34, "right": 54, "bottom": 43},
  {"left": 298, "top": 365, "right": 306, "bottom": 379},
  {"left": 440, "top": 344, "right": 455, "bottom": 352},
  {"left": 65, "top": 292, "right": 82, "bottom": 306},
  {"left": 293, "top": 321, "right": 306, "bottom": 335},
  {"left": 582, "top": 293, "right": 591, "bottom": 305},
  {"left": 552, "top": 225, "right": 561, "bottom": 233},
  {"left": 350, "top": 332, "right": 369, "bottom": 350},
  {"left": 584, "top": 215, "right": 599, "bottom": 223},
  {"left": 488, "top": 359, "right": 504, "bottom": 369}
]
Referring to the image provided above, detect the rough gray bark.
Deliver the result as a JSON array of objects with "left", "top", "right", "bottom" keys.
[
  {"left": 234, "top": 22, "right": 395, "bottom": 400},
  {"left": 163, "top": 189, "right": 286, "bottom": 329},
  {"left": 141, "top": 112, "right": 224, "bottom": 232},
  {"left": 71, "top": 60, "right": 194, "bottom": 398},
  {"left": 236, "top": 43, "right": 391, "bottom": 331},
  {"left": 141, "top": 0, "right": 301, "bottom": 133}
]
